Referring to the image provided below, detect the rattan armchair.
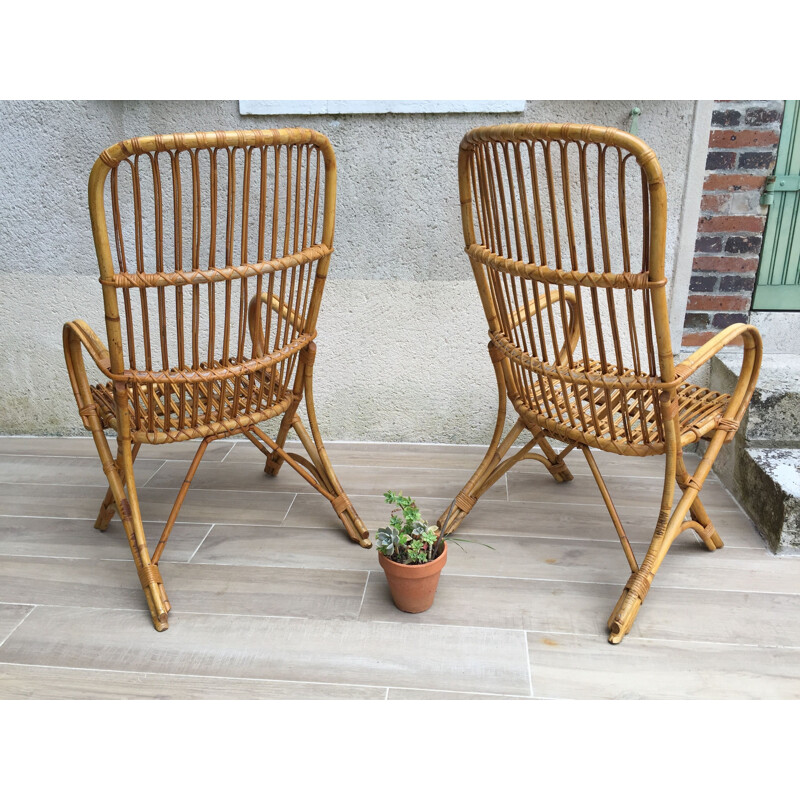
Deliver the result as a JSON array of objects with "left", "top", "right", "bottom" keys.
[
  {"left": 64, "top": 129, "right": 371, "bottom": 631},
  {"left": 439, "top": 123, "right": 762, "bottom": 644}
]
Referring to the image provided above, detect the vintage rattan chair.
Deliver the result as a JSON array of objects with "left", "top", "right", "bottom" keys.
[
  {"left": 64, "top": 129, "right": 371, "bottom": 631},
  {"left": 438, "top": 123, "right": 762, "bottom": 644}
]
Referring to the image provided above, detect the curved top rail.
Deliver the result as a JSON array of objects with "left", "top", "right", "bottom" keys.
[
  {"left": 96, "top": 127, "right": 336, "bottom": 169},
  {"left": 460, "top": 122, "right": 663, "bottom": 186}
]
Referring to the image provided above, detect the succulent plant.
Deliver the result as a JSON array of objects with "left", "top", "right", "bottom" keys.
[{"left": 375, "top": 491, "right": 442, "bottom": 565}]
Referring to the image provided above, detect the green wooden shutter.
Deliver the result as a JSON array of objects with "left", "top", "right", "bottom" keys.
[{"left": 752, "top": 100, "right": 800, "bottom": 310}]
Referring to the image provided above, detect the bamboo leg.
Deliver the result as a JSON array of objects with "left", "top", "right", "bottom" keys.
[
  {"left": 607, "top": 421, "right": 730, "bottom": 644},
  {"left": 607, "top": 394, "right": 678, "bottom": 643},
  {"left": 95, "top": 441, "right": 140, "bottom": 530},
  {"left": 150, "top": 437, "right": 210, "bottom": 565},
  {"left": 581, "top": 446, "right": 638, "bottom": 573},
  {"left": 438, "top": 345, "right": 573, "bottom": 536},
  {"left": 249, "top": 345, "right": 370, "bottom": 547},
  {"left": 262, "top": 345, "right": 313, "bottom": 477},
  {"left": 64, "top": 329, "right": 168, "bottom": 631},
  {"left": 111, "top": 387, "right": 170, "bottom": 630},
  {"left": 263, "top": 396, "right": 300, "bottom": 476},
  {"left": 298, "top": 344, "right": 370, "bottom": 547},
  {"left": 677, "top": 449, "right": 723, "bottom": 550}
]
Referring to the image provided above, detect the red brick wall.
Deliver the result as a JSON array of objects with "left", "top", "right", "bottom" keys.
[{"left": 682, "top": 101, "right": 784, "bottom": 347}]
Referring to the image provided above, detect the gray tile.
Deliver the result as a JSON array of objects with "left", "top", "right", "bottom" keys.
[
  {"left": 453, "top": 496, "right": 765, "bottom": 549},
  {"left": 360, "top": 570, "right": 615, "bottom": 637},
  {"left": 147, "top": 459, "right": 507, "bottom": 501},
  {"left": 0, "top": 482, "right": 296, "bottom": 526},
  {"left": 439, "top": 532, "right": 799, "bottom": 594},
  {"left": 225, "top": 441, "right": 493, "bottom": 470},
  {"left": 0, "top": 516, "right": 211, "bottom": 563},
  {"left": 0, "top": 663, "right": 385, "bottom": 700},
  {"left": 0, "top": 604, "right": 33, "bottom": 646},
  {"left": 195, "top": 522, "right": 789, "bottom": 599},
  {"left": 0, "top": 437, "right": 104, "bottom": 458},
  {"left": 282, "top": 493, "right": 442, "bottom": 533},
  {"left": 507, "top": 468, "right": 735, "bottom": 513},
  {"left": 0, "top": 605, "right": 532, "bottom": 695},
  {"left": 387, "top": 688, "right": 532, "bottom": 700},
  {"left": 527, "top": 632, "right": 800, "bottom": 699},
  {"left": 0, "top": 436, "right": 787, "bottom": 700},
  {"left": 0, "top": 436, "right": 234, "bottom": 462},
  {"left": 192, "top": 524, "right": 377, "bottom": 570},
  {"left": 636, "top": 586, "right": 800, "bottom": 648},
  {"left": 146, "top": 458, "right": 309, "bottom": 493},
  {"left": 0, "top": 557, "right": 368, "bottom": 620},
  {"left": 0, "top": 455, "right": 164, "bottom": 487},
  {"left": 278, "top": 491, "right": 763, "bottom": 550},
  {"left": 511, "top": 448, "right": 698, "bottom": 479},
  {"left": 361, "top": 569, "right": 800, "bottom": 648},
  {"left": 225, "top": 440, "right": 692, "bottom": 478}
]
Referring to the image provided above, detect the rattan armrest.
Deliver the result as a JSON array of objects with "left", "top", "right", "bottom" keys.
[
  {"left": 673, "top": 323, "right": 762, "bottom": 434},
  {"left": 673, "top": 324, "right": 759, "bottom": 382},
  {"left": 247, "top": 291, "right": 310, "bottom": 355},
  {"left": 63, "top": 320, "right": 115, "bottom": 379}
]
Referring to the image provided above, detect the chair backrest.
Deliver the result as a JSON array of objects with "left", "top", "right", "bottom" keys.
[
  {"left": 459, "top": 123, "right": 676, "bottom": 452},
  {"left": 89, "top": 128, "right": 335, "bottom": 384}
]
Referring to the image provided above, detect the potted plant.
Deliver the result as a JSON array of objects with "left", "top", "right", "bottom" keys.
[{"left": 375, "top": 491, "right": 468, "bottom": 613}]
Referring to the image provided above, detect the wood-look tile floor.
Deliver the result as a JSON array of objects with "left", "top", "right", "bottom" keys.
[{"left": 0, "top": 435, "right": 798, "bottom": 700}]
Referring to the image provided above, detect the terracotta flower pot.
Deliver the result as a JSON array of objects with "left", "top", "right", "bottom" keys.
[{"left": 378, "top": 542, "right": 448, "bottom": 613}]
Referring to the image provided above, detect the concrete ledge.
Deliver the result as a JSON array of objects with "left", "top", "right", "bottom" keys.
[
  {"left": 713, "top": 352, "right": 800, "bottom": 447},
  {"left": 739, "top": 449, "right": 800, "bottom": 553}
]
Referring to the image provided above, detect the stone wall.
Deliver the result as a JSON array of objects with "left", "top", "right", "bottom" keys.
[{"left": 0, "top": 100, "right": 699, "bottom": 441}]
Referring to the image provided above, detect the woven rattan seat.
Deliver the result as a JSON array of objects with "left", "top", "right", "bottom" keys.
[
  {"left": 90, "top": 361, "right": 294, "bottom": 444},
  {"left": 439, "top": 122, "right": 762, "bottom": 643},
  {"left": 521, "top": 359, "right": 731, "bottom": 453},
  {"left": 64, "top": 129, "right": 371, "bottom": 631}
]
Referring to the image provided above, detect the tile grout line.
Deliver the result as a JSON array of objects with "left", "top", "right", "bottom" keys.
[
  {"left": 140, "top": 460, "right": 168, "bottom": 488},
  {"left": 0, "top": 553, "right": 794, "bottom": 597},
  {"left": 219, "top": 444, "right": 237, "bottom": 463},
  {"left": 357, "top": 572, "right": 371, "bottom": 618},
  {"left": 0, "top": 605, "right": 37, "bottom": 650},
  {"left": 281, "top": 494, "right": 298, "bottom": 523},
  {"left": 522, "top": 627, "right": 800, "bottom": 651},
  {"left": 0, "top": 659, "right": 528, "bottom": 699},
  {"left": 0, "top": 659, "right": 388, "bottom": 693},
  {"left": 5, "top": 596, "right": 800, "bottom": 651},
  {"left": 0, "top": 513, "right": 774, "bottom": 552},
  {"left": 523, "top": 631, "right": 534, "bottom": 698},
  {"left": 186, "top": 524, "right": 216, "bottom": 563},
  {"left": 0, "top": 456, "right": 726, "bottom": 484}
]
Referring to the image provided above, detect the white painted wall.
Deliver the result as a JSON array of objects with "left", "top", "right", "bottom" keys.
[{"left": 0, "top": 99, "right": 699, "bottom": 441}]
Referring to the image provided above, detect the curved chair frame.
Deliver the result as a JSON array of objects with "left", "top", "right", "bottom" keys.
[
  {"left": 64, "top": 129, "right": 371, "bottom": 632},
  {"left": 439, "top": 123, "right": 762, "bottom": 643}
]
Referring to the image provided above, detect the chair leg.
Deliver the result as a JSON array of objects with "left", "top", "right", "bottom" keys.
[
  {"left": 247, "top": 344, "right": 371, "bottom": 548},
  {"left": 95, "top": 441, "right": 140, "bottom": 531},
  {"left": 438, "top": 346, "right": 573, "bottom": 536},
  {"left": 677, "top": 450, "right": 723, "bottom": 550},
  {"left": 607, "top": 428, "right": 730, "bottom": 644},
  {"left": 90, "top": 423, "right": 169, "bottom": 632},
  {"left": 296, "top": 347, "right": 370, "bottom": 547},
  {"left": 263, "top": 402, "right": 295, "bottom": 476},
  {"left": 64, "top": 326, "right": 168, "bottom": 631}
]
